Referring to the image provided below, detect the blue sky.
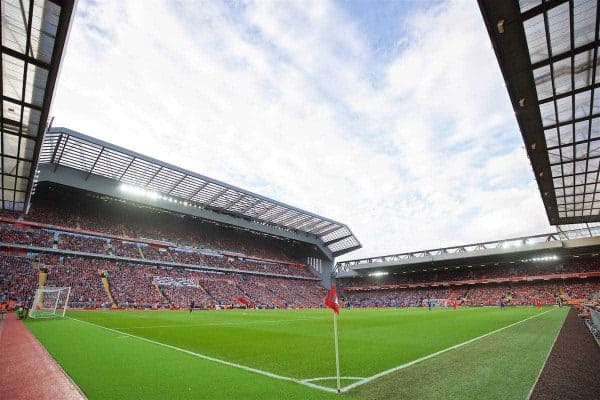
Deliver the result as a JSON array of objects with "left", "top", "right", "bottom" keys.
[{"left": 50, "top": 0, "right": 551, "bottom": 260}]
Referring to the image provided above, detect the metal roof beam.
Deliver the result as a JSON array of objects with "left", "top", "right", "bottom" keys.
[
  {"left": 333, "top": 244, "right": 362, "bottom": 257},
  {"left": 300, "top": 219, "right": 328, "bottom": 232},
  {"left": 288, "top": 215, "right": 314, "bottom": 229},
  {"left": 206, "top": 187, "right": 229, "bottom": 205},
  {"left": 538, "top": 82, "right": 600, "bottom": 106},
  {"left": 315, "top": 224, "right": 341, "bottom": 237},
  {"left": 273, "top": 211, "right": 302, "bottom": 225},
  {"left": 237, "top": 197, "right": 262, "bottom": 214},
  {"left": 53, "top": 135, "right": 69, "bottom": 172},
  {"left": 324, "top": 233, "right": 353, "bottom": 246},
  {"left": 520, "top": 0, "right": 569, "bottom": 21},
  {"left": 261, "top": 207, "right": 289, "bottom": 221},
  {"left": 144, "top": 166, "right": 163, "bottom": 187},
  {"left": 223, "top": 193, "right": 246, "bottom": 209},
  {"left": 0, "top": 45, "right": 51, "bottom": 70},
  {"left": 117, "top": 156, "right": 136, "bottom": 181},
  {"left": 189, "top": 181, "right": 210, "bottom": 200},
  {"left": 167, "top": 174, "right": 188, "bottom": 194},
  {"left": 85, "top": 147, "right": 105, "bottom": 180},
  {"left": 2, "top": 95, "right": 43, "bottom": 112},
  {"left": 254, "top": 203, "right": 278, "bottom": 217}
]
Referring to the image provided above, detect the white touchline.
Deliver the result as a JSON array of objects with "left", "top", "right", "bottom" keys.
[
  {"left": 67, "top": 317, "right": 338, "bottom": 394},
  {"left": 525, "top": 309, "right": 567, "bottom": 400},
  {"left": 340, "top": 308, "right": 558, "bottom": 393}
]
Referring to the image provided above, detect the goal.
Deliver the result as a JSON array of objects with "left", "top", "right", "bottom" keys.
[{"left": 29, "top": 286, "right": 71, "bottom": 318}]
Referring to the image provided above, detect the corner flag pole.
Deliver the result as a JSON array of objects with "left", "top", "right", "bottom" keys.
[
  {"left": 325, "top": 283, "right": 341, "bottom": 393},
  {"left": 333, "top": 310, "right": 341, "bottom": 393}
]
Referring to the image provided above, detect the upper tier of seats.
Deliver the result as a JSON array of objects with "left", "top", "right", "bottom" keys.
[
  {"left": 0, "top": 223, "right": 316, "bottom": 278},
  {"left": 22, "top": 186, "right": 323, "bottom": 263}
]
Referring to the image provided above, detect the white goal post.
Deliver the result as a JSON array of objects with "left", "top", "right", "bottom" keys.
[{"left": 29, "top": 286, "right": 71, "bottom": 318}]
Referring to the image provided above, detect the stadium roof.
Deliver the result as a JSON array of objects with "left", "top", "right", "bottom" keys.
[
  {"left": 479, "top": 0, "right": 600, "bottom": 225},
  {"left": 335, "top": 226, "right": 600, "bottom": 274},
  {"left": 36, "top": 127, "right": 361, "bottom": 256},
  {"left": 0, "top": 0, "right": 74, "bottom": 212},
  {"left": 558, "top": 221, "right": 600, "bottom": 237}
]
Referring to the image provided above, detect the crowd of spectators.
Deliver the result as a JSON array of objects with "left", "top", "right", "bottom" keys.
[
  {"left": 140, "top": 245, "right": 173, "bottom": 262},
  {"left": 25, "top": 192, "right": 315, "bottom": 263},
  {"left": 463, "top": 282, "right": 559, "bottom": 306},
  {"left": 0, "top": 220, "right": 316, "bottom": 278},
  {"left": 342, "top": 261, "right": 600, "bottom": 289},
  {"left": 112, "top": 241, "right": 141, "bottom": 258},
  {"left": 0, "top": 255, "right": 37, "bottom": 304},
  {"left": 0, "top": 226, "right": 54, "bottom": 247},
  {"left": 45, "top": 258, "right": 111, "bottom": 308},
  {"left": 3, "top": 250, "right": 600, "bottom": 312},
  {"left": 346, "top": 287, "right": 453, "bottom": 308},
  {"left": 104, "top": 264, "right": 167, "bottom": 308},
  {"left": 564, "top": 281, "right": 600, "bottom": 300},
  {"left": 0, "top": 187, "right": 322, "bottom": 278},
  {"left": 58, "top": 234, "right": 109, "bottom": 255},
  {"left": 0, "top": 253, "right": 324, "bottom": 310},
  {"left": 343, "top": 279, "right": 600, "bottom": 308}
]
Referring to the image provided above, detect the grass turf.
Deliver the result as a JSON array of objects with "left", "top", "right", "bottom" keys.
[{"left": 24, "top": 306, "right": 567, "bottom": 399}]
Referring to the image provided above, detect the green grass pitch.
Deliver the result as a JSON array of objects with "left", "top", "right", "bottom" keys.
[{"left": 25, "top": 306, "right": 568, "bottom": 399}]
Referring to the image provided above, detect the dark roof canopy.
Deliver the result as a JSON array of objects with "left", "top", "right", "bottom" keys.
[
  {"left": 0, "top": 0, "right": 74, "bottom": 212},
  {"left": 37, "top": 128, "right": 361, "bottom": 256},
  {"left": 479, "top": 0, "right": 600, "bottom": 225}
]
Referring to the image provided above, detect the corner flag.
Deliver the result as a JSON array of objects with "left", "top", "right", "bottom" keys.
[
  {"left": 325, "top": 284, "right": 341, "bottom": 392},
  {"left": 325, "top": 285, "right": 340, "bottom": 314}
]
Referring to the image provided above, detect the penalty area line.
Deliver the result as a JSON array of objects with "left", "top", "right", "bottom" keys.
[
  {"left": 340, "top": 308, "right": 557, "bottom": 393},
  {"left": 66, "top": 317, "right": 338, "bottom": 394}
]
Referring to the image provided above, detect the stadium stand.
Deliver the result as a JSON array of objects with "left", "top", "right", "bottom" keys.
[
  {"left": 339, "top": 256, "right": 600, "bottom": 308},
  {"left": 0, "top": 255, "right": 38, "bottom": 305},
  {"left": 45, "top": 258, "right": 111, "bottom": 308},
  {"left": 25, "top": 188, "right": 315, "bottom": 263},
  {"left": 0, "top": 251, "right": 327, "bottom": 310},
  {"left": 58, "top": 234, "right": 109, "bottom": 254},
  {"left": 104, "top": 264, "right": 167, "bottom": 308}
]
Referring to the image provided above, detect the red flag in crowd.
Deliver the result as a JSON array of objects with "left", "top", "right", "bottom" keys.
[
  {"left": 235, "top": 296, "right": 254, "bottom": 308},
  {"left": 325, "top": 285, "right": 339, "bottom": 314}
]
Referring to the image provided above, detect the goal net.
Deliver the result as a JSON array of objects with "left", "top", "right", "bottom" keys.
[{"left": 29, "top": 287, "right": 71, "bottom": 318}]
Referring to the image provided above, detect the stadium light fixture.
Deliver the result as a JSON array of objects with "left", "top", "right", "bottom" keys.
[
  {"left": 119, "top": 184, "right": 160, "bottom": 200},
  {"left": 368, "top": 271, "right": 388, "bottom": 277}
]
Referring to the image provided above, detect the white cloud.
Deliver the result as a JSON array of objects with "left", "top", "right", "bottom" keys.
[{"left": 50, "top": 0, "right": 551, "bottom": 261}]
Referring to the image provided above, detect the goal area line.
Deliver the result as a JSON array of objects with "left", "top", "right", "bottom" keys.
[{"left": 66, "top": 308, "right": 557, "bottom": 395}]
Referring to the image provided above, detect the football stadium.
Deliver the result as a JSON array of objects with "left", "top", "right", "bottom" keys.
[{"left": 1, "top": 0, "right": 600, "bottom": 399}]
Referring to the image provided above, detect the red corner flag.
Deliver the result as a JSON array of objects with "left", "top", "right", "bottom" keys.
[{"left": 325, "top": 285, "right": 339, "bottom": 314}]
